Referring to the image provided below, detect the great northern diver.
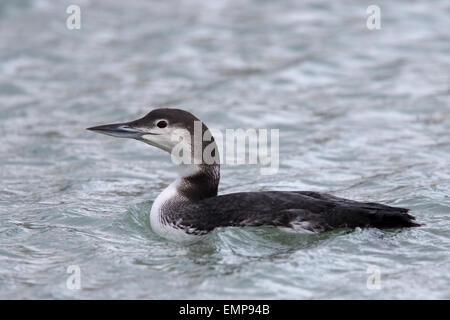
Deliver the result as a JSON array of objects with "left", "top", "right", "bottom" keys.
[{"left": 87, "top": 108, "right": 420, "bottom": 242}]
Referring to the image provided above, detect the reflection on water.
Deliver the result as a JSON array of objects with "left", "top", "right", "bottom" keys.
[{"left": 0, "top": 0, "right": 449, "bottom": 299}]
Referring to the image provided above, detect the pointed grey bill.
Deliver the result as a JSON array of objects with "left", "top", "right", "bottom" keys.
[{"left": 86, "top": 122, "right": 145, "bottom": 138}]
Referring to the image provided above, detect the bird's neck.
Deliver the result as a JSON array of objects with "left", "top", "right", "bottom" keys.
[
  {"left": 169, "top": 126, "right": 221, "bottom": 202},
  {"left": 175, "top": 164, "right": 220, "bottom": 201}
]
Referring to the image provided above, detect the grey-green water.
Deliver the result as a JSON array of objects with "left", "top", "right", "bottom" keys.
[{"left": 1, "top": 0, "right": 449, "bottom": 299}]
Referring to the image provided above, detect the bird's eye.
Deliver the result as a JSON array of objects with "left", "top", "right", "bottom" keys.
[{"left": 157, "top": 120, "right": 168, "bottom": 128}]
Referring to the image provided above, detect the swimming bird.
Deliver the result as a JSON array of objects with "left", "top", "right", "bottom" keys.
[{"left": 87, "top": 108, "right": 420, "bottom": 242}]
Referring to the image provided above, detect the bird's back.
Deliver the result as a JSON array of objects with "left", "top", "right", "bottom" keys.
[{"left": 174, "top": 191, "right": 419, "bottom": 233}]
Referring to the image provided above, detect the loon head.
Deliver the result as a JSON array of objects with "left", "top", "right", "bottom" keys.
[
  {"left": 87, "top": 108, "right": 219, "bottom": 167},
  {"left": 88, "top": 108, "right": 220, "bottom": 200}
]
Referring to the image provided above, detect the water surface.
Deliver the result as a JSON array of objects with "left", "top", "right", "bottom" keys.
[{"left": 0, "top": 0, "right": 449, "bottom": 299}]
